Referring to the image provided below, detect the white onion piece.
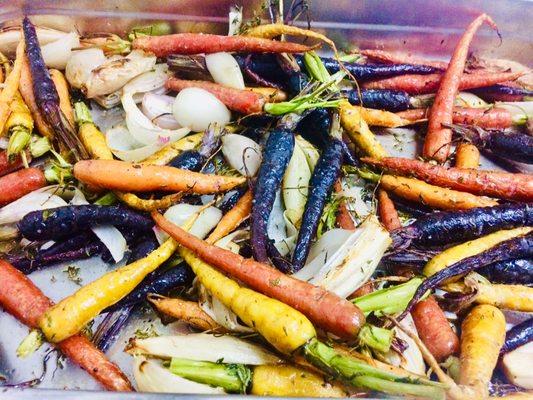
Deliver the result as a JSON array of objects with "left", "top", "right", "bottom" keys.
[
  {"left": 41, "top": 31, "right": 79, "bottom": 70},
  {"left": 122, "top": 63, "right": 168, "bottom": 95},
  {"left": 502, "top": 342, "right": 533, "bottom": 389},
  {"left": 496, "top": 101, "right": 533, "bottom": 124},
  {"left": 141, "top": 93, "right": 181, "bottom": 130},
  {"left": 384, "top": 314, "right": 426, "bottom": 375},
  {"left": 0, "top": 27, "right": 67, "bottom": 55},
  {"left": 266, "top": 190, "right": 298, "bottom": 256},
  {"left": 106, "top": 125, "right": 161, "bottom": 162},
  {"left": 172, "top": 88, "right": 231, "bottom": 132},
  {"left": 0, "top": 137, "right": 8, "bottom": 149},
  {"left": 65, "top": 48, "right": 107, "bottom": 89},
  {"left": 133, "top": 356, "right": 224, "bottom": 394},
  {"left": 455, "top": 92, "right": 488, "bottom": 108},
  {"left": 221, "top": 134, "right": 262, "bottom": 177},
  {"left": 295, "top": 135, "right": 320, "bottom": 171},
  {"left": 228, "top": 6, "right": 243, "bottom": 36},
  {"left": 0, "top": 192, "right": 67, "bottom": 225},
  {"left": 129, "top": 334, "right": 281, "bottom": 365},
  {"left": 205, "top": 52, "right": 245, "bottom": 89},
  {"left": 283, "top": 140, "right": 311, "bottom": 227}
]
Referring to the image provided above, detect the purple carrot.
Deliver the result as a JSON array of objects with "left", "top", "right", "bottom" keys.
[
  {"left": 500, "top": 318, "right": 533, "bottom": 355},
  {"left": 471, "top": 84, "right": 533, "bottom": 102}
]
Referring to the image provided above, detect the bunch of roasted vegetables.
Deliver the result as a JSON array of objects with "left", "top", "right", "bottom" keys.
[{"left": 0, "top": 4, "right": 531, "bottom": 399}]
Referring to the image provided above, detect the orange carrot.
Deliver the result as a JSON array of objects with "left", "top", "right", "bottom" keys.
[
  {"left": 166, "top": 78, "right": 265, "bottom": 114},
  {"left": 377, "top": 189, "right": 401, "bottom": 231},
  {"left": 411, "top": 296, "right": 459, "bottom": 362},
  {"left": 334, "top": 181, "right": 355, "bottom": 230},
  {"left": 360, "top": 49, "right": 448, "bottom": 70},
  {"left": 206, "top": 189, "right": 253, "bottom": 244},
  {"left": 73, "top": 159, "right": 245, "bottom": 194},
  {"left": 0, "top": 168, "right": 46, "bottom": 206},
  {"left": 455, "top": 143, "right": 480, "bottom": 169},
  {"left": 152, "top": 211, "right": 366, "bottom": 339},
  {"left": 425, "top": 14, "right": 498, "bottom": 162},
  {"left": 362, "top": 71, "right": 522, "bottom": 95},
  {"left": 132, "top": 33, "right": 315, "bottom": 57},
  {"left": 396, "top": 107, "right": 513, "bottom": 129},
  {"left": 0, "top": 260, "right": 132, "bottom": 391},
  {"left": 50, "top": 69, "right": 75, "bottom": 128},
  {"left": 362, "top": 156, "right": 533, "bottom": 201}
]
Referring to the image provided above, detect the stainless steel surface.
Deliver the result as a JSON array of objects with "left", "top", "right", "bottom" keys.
[{"left": 0, "top": 0, "right": 531, "bottom": 398}]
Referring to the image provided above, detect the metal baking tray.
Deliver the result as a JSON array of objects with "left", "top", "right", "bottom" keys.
[{"left": 0, "top": 0, "right": 531, "bottom": 398}]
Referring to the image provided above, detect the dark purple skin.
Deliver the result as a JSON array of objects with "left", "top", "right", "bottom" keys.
[
  {"left": 480, "top": 149, "right": 530, "bottom": 174},
  {"left": 251, "top": 126, "right": 295, "bottom": 264},
  {"left": 383, "top": 247, "right": 442, "bottom": 267},
  {"left": 291, "top": 138, "right": 344, "bottom": 271},
  {"left": 297, "top": 55, "right": 437, "bottom": 80},
  {"left": 218, "top": 187, "right": 247, "bottom": 214},
  {"left": 18, "top": 205, "right": 153, "bottom": 241},
  {"left": 479, "top": 258, "right": 533, "bottom": 285},
  {"left": 391, "top": 203, "right": 533, "bottom": 249},
  {"left": 398, "top": 234, "right": 533, "bottom": 321},
  {"left": 390, "top": 196, "right": 432, "bottom": 217},
  {"left": 344, "top": 89, "right": 411, "bottom": 112},
  {"left": 451, "top": 124, "right": 533, "bottom": 164},
  {"left": 500, "top": 318, "right": 533, "bottom": 355},
  {"left": 235, "top": 54, "right": 287, "bottom": 89},
  {"left": 471, "top": 84, "right": 533, "bottom": 102},
  {"left": 168, "top": 150, "right": 204, "bottom": 171},
  {"left": 22, "top": 17, "right": 88, "bottom": 161}
]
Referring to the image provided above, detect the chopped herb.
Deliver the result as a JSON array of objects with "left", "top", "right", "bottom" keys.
[
  {"left": 134, "top": 323, "right": 159, "bottom": 339},
  {"left": 63, "top": 265, "right": 82, "bottom": 286}
]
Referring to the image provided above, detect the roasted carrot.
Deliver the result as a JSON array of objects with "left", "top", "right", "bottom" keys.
[
  {"left": 377, "top": 189, "right": 401, "bottom": 231},
  {"left": 115, "top": 191, "right": 184, "bottom": 212},
  {"left": 424, "top": 14, "right": 498, "bottom": 162},
  {"left": 362, "top": 71, "right": 523, "bottom": 95},
  {"left": 396, "top": 107, "right": 513, "bottom": 129},
  {"left": 166, "top": 78, "right": 265, "bottom": 114},
  {"left": 132, "top": 33, "right": 315, "bottom": 57},
  {"left": 73, "top": 159, "right": 245, "bottom": 194},
  {"left": 0, "top": 260, "right": 132, "bottom": 391},
  {"left": 244, "top": 23, "right": 335, "bottom": 49},
  {"left": 50, "top": 69, "right": 75, "bottom": 128},
  {"left": 334, "top": 181, "right": 356, "bottom": 230},
  {"left": 357, "top": 106, "right": 410, "bottom": 128},
  {"left": 152, "top": 211, "right": 366, "bottom": 340},
  {"left": 0, "top": 149, "right": 27, "bottom": 176},
  {"left": 0, "top": 168, "right": 46, "bottom": 206},
  {"left": 360, "top": 49, "right": 448, "bottom": 70},
  {"left": 206, "top": 189, "right": 252, "bottom": 244},
  {"left": 0, "top": 41, "right": 24, "bottom": 134},
  {"left": 411, "top": 296, "right": 459, "bottom": 362},
  {"left": 458, "top": 305, "right": 505, "bottom": 399},
  {"left": 455, "top": 143, "right": 480, "bottom": 169},
  {"left": 142, "top": 132, "right": 203, "bottom": 166},
  {"left": 361, "top": 156, "right": 533, "bottom": 201},
  {"left": 247, "top": 86, "right": 287, "bottom": 102},
  {"left": 19, "top": 54, "right": 54, "bottom": 137},
  {"left": 74, "top": 101, "right": 114, "bottom": 160},
  {"left": 462, "top": 276, "right": 533, "bottom": 312}
]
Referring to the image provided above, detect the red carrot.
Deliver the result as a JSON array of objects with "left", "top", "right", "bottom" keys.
[
  {"left": 377, "top": 189, "right": 401, "bottom": 231},
  {"left": 411, "top": 296, "right": 459, "bottom": 361},
  {"left": 152, "top": 211, "right": 366, "bottom": 339},
  {"left": 396, "top": 107, "right": 512, "bottom": 129},
  {"left": 166, "top": 78, "right": 265, "bottom": 114},
  {"left": 362, "top": 71, "right": 522, "bottom": 95},
  {"left": 424, "top": 14, "right": 498, "bottom": 163},
  {"left": 132, "top": 33, "right": 315, "bottom": 57},
  {"left": 361, "top": 156, "right": 533, "bottom": 201},
  {"left": 334, "top": 181, "right": 356, "bottom": 230},
  {"left": 0, "top": 260, "right": 132, "bottom": 391},
  {"left": 361, "top": 49, "right": 448, "bottom": 70},
  {"left": 0, "top": 168, "right": 46, "bottom": 206},
  {"left": 0, "top": 150, "right": 28, "bottom": 177}
]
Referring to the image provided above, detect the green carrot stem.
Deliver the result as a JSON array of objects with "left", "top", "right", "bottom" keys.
[
  {"left": 74, "top": 102, "right": 94, "bottom": 126},
  {"left": 358, "top": 324, "right": 393, "bottom": 353},
  {"left": 7, "top": 127, "right": 31, "bottom": 160},
  {"left": 352, "top": 376, "right": 445, "bottom": 400},
  {"left": 94, "top": 192, "right": 118, "bottom": 206}
]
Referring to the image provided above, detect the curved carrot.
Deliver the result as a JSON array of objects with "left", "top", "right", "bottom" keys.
[
  {"left": 362, "top": 156, "right": 533, "bottom": 201},
  {"left": 0, "top": 150, "right": 27, "bottom": 176},
  {"left": 377, "top": 189, "right": 401, "bottom": 231},
  {"left": 362, "top": 71, "right": 522, "bottom": 95},
  {"left": 132, "top": 33, "right": 315, "bottom": 57},
  {"left": 114, "top": 191, "right": 184, "bottom": 211},
  {"left": 50, "top": 69, "right": 74, "bottom": 128},
  {"left": 152, "top": 211, "right": 366, "bottom": 340},
  {"left": 73, "top": 159, "right": 245, "bottom": 194},
  {"left": 166, "top": 78, "right": 265, "bottom": 115},
  {"left": 360, "top": 49, "right": 448, "bottom": 70},
  {"left": 0, "top": 41, "right": 24, "bottom": 134},
  {"left": 206, "top": 189, "right": 252, "bottom": 244},
  {"left": 334, "top": 181, "right": 355, "bottom": 230},
  {"left": 455, "top": 143, "right": 480, "bottom": 169},
  {"left": 0, "top": 260, "right": 132, "bottom": 391},
  {"left": 411, "top": 296, "right": 459, "bottom": 362},
  {"left": 0, "top": 168, "right": 46, "bottom": 206},
  {"left": 424, "top": 14, "right": 498, "bottom": 162},
  {"left": 396, "top": 107, "right": 513, "bottom": 129}
]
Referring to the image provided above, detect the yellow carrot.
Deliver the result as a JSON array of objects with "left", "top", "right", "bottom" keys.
[
  {"left": 247, "top": 87, "right": 287, "bottom": 103},
  {"left": 455, "top": 143, "right": 480, "bottom": 169},
  {"left": 423, "top": 227, "right": 533, "bottom": 278},
  {"left": 4, "top": 92, "right": 33, "bottom": 161},
  {"left": 458, "top": 305, "right": 505, "bottom": 399},
  {"left": 50, "top": 69, "right": 75, "bottom": 128},
  {"left": 0, "top": 41, "right": 24, "bottom": 134},
  {"left": 142, "top": 133, "right": 203, "bottom": 166},
  {"left": 358, "top": 106, "right": 411, "bottom": 128},
  {"left": 244, "top": 23, "right": 332, "bottom": 50},
  {"left": 115, "top": 191, "right": 184, "bottom": 212},
  {"left": 339, "top": 100, "right": 387, "bottom": 159},
  {"left": 465, "top": 275, "right": 533, "bottom": 312},
  {"left": 74, "top": 102, "right": 113, "bottom": 160},
  {"left": 206, "top": 189, "right": 252, "bottom": 244},
  {"left": 39, "top": 238, "right": 178, "bottom": 343}
]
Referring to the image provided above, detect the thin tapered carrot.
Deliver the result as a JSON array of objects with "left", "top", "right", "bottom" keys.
[
  {"left": 152, "top": 211, "right": 366, "bottom": 340},
  {"left": 362, "top": 156, "right": 533, "bottom": 201},
  {"left": 19, "top": 54, "right": 53, "bottom": 137},
  {"left": 362, "top": 71, "right": 522, "bottom": 95},
  {"left": 396, "top": 107, "right": 513, "bottom": 129},
  {"left": 425, "top": 14, "right": 498, "bottom": 162},
  {"left": 244, "top": 23, "right": 335, "bottom": 49},
  {"left": 360, "top": 49, "right": 448, "bottom": 70},
  {"left": 357, "top": 106, "right": 410, "bottom": 128},
  {"left": 50, "top": 69, "right": 75, "bottom": 128},
  {"left": 142, "top": 132, "right": 203, "bottom": 166},
  {"left": 73, "top": 159, "right": 245, "bottom": 194},
  {"left": 114, "top": 191, "right": 184, "bottom": 211},
  {"left": 0, "top": 41, "right": 24, "bottom": 134},
  {"left": 0, "top": 260, "right": 132, "bottom": 391},
  {"left": 166, "top": 78, "right": 265, "bottom": 114},
  {"left": 334, "top": 181, "right": 355, "bottom": 230},
  {"left": 247, "top": 86, "right": 287, "bottom": 102},
  {"left": 377, "top": 189, "right": 401, "bottom": 231},
  {"left": 206, "top": 189, "right": 252, "bottom": 244},
  {"left": 455, "top": 143, "right": 480, "bottom": 169},
  {"left": 132, "top": 33, "right": 316, "bottom": 57}
]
